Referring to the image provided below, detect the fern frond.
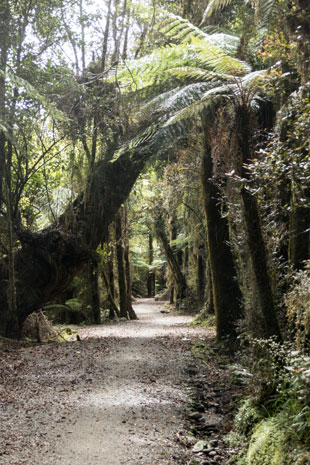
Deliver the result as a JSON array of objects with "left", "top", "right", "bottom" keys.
[
  {"left": 200, "top": 0, "right": 234, "bottom": 24},
  {"left": 158, "top": 11, "right": 240, "bottom": 55},
  {"left": 168, "top": 66, "right": 234, "bottom": 83},
  {"left": 154, "top": 82, "right": 215, "bottom": 115},
  {"left": 115, "top": 44, "right": 200, "bottom": 92},
  {"left": 241, "top": 69, "right": 267, "bottom": 88},
  {"left": 158, "top": 12, "right": 208, "bottom": 43},
  {"left": 163, "top": 84, "right": 232, "bottom": 127},
  {"left": 201, "top": 0, "right": 279, "bottom": 27},
  {"left": 255, "top": 0, "right": 279, "bottom": 27},
  {"left": 116, "top": 36, "right": 247, "bottom": 94},
  {"left": 191, "top": 37, "right": 250, "bottom": 76}
]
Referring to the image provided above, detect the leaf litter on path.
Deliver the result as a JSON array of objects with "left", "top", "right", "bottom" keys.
[{"left": 0, "top": 299, "right": 236, "bottom": 465}]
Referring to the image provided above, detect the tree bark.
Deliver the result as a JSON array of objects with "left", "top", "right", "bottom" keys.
[
  {"left": 115, "top": 213, "right": 129, "bottom": 319},
  {"left": 101, "top": 268, "right": 120, "bottom": 319},
  {"left": 147, "top": 233, "right": 156, "bottom": 297},
  {"left": 0, "top": 141, "right": 150, "bottom": 337},
  {"left": 155, "top": 218, "right": 187, "bottom": 301},
  {"left": 237, "top": 105, "right": 281, "bottom": 339},
  {"left": 124, "top": 205, "right": 137, "bottom": 319},
  {"left": 89, "top": 262, "right": 101, "bottom": 324},
  {"left": 201, "top": 119, "right": 242, "bottom": 340}
]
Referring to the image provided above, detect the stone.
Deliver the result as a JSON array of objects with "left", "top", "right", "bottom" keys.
[
  {"left": 189, "top": 412, "right": 202, "bottom": 420},
  {"left": 193, "top": 440, "right": 208, "bottom": 453}
]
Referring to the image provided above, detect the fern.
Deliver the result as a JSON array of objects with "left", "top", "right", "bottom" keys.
[
  {"left": 191, "top": 36, "right": 250, "bottom": 75},
  {"left": 116, "top": 37, "right": 247, "bottom": 93},
  {"left": 201, "top": 0, "right": 279, "bottom": 27},
  {"left": 163, "top": 85, "right": 232, "bottom": 127},
  {"left": 142, "top": 82, "right": 214, "bottom": 116},
  {"left": 168, "top": 66, "right": 233, "bottom": 83}
]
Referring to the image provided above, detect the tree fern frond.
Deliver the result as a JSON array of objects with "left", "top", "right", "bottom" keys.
[
  {"left": 201, "top": 0, "right": 279, "bottom": 27},
  {"left": 163, "top": 84, "right": 232, "bottom": 127},
  {"left": 158, "top": 11, "right": 240, "bottom": 55},
  {"left": 168, "top": 66, "right": 233, "bottom": 83},
  {"left": 200, "top": 0, "right": 234, "bottom": 25},
  {"left": 158, "top": 12, "right": 208, "bottom": 43},
  {"left": 191, "top": 37, "right": 250, "bottom": 76},
  {"left": 208, "top": 33, "right": 240, "bottom": 55},
  {"left": 115, "top": 44, "right": 200, "bottom": 92},
  {"left": 241, "top": 69, "right": 267, "bottom": 88},
  {"left": 255, "top": 0, "right": 279, "bottom": 27},
  {"left": 112, "top": 123, "right": 160, "bottom": 162},
  {"left": 156, "top": 82, "right": 215, "bottom": 115}
]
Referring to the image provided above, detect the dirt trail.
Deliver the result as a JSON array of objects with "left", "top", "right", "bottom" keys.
[{"left": 0, "top": 299, "right": 212, "bottom": 465}]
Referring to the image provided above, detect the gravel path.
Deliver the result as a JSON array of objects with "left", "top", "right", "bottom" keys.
[{"left": 0, "top": 299, "right": 211, "bottom": 465}]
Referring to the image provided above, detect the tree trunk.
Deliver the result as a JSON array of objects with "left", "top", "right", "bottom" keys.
[
  {"left": 197, "top": 247, "right": 206, "bottom": 303},
  {"left": 237, "top": 105, "right": 281, "bottom": 339},
  {"left": 115, "top": 213, "right": 128, "bottom": 319},
  {"left": 147, "top": 233, "right": 156, "bottom": 297},
  {"left": 201, "top": 119, "right": 242, "bottom": 340},
  {"left": 89, "top": 262, "right": 101, "bottom": 324},
  {"left": 101, "top": 268, "right": 120, "bottom": 319},
  {"left": 123, "top": 205, "right": 137, "bottom": 320},
  {"left": 0, "top": 139, "right": 151, "bottom": 337},
  {"left": 155, "top": 218, "right": 187, "bottom": 301}
]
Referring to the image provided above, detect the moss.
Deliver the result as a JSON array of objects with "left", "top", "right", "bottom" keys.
[
  {"left": 247, "top": 419, "right": 288, "bottom": 465},
  {"left": 235, "top": 397, "right": 264, "bottom": 436}
]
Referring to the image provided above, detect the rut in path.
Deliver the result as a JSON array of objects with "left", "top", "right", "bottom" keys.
[{"left": 0, "top": 298, "right": 209, "bottom": 465}]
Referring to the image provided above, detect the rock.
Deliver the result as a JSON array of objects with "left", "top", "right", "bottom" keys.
[
  {"left": 189, "top": 411, "right": 202, "bottom": 420},
  {"left": 193, "top": 440, "right": 208, "bottom": 453},
  {"left": 119, "top": 317, "right": 128, "bottom": 322},
  {"left": 209, "top": 439, "right": 218, "bottom": 447},
  {"left": 21, "top": 310, "right": 58, "bottom": 343}
]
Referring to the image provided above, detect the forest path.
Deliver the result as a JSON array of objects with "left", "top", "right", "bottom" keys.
[{"left": 1, "top": 298, "right": 215, "bottom": 465}]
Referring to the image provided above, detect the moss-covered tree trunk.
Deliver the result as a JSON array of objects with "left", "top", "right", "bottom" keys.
[
  {"left": 123, "top": 205, "right": 137, "bottom": 320},
  {"left": 89, "top": 262, "right": 101, "bottom": 324},
  {"left": 155, "top": 218, "right": 187, "bottom": 301},
  {"left": 0, "top": 143, "right": 150, "bottom": 337},
  {"left": 237, "top": 105, "right": 281, "bottom": 339},
  {"left": 115, "top": 213, "right": 129, "bottom": 319},
  {"left": 201, "top": 120, "right": 242, "bottom": 340},
  {"left": 147, "top": 233, "right": 156, "bottom": 297}
]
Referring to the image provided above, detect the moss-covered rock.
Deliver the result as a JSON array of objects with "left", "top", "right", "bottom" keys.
[
  {"left": 235, "top": 397, "right": 264, "bottom": 436},
  {"left": 247, "top": 419, "right": 288, "bottom": 465},
  {"left": 246, "top": 415, "right": 310, "bottom": 465}
]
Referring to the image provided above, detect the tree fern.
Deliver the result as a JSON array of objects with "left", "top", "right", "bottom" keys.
[
  {"left": 158, "top": 11, "right": 240, "bottom": 55},
  {"left": 168, "top": 66, "right": 233, "bottom": 83},
  {"left": 116, "top": 36, "right": 247, "bottom": 93},
  {"left": 163, "top": 69, "right": 269, "bottom": 127},
  {"left": 201, "top": 0, "right": 279, "bottom": 27}
]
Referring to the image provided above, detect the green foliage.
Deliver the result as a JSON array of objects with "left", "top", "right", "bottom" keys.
[
  {"left": 247, "top": 418, "right": 288, "bottom": 465},
  {"left": 65, "top": 298, "right": 82, "bottom": 312},
  {"left": 235, "top": 397, "right": 264, "bottom": 436},
  {"left": 201, "top": 0, "right": 283, "bottom": 28},
  {"left": 250, "top": 86, "right": 310, "bottom": 210},
  {"left": 286, "top": 264, "right": 310, "bottom": 348},
  {"left": 237, "top": 338, "right": 310, "bottom": 452},
  {"left": 115, "top": 12, "right": 247, "bottom": 97}
]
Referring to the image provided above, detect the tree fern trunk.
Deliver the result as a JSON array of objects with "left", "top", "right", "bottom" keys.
[
  {"left": 237, "top": 105, "right": 281, "bottom": 339},
  {"left": 201, "top": 119, "right": 242, "bottom": 340}
]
